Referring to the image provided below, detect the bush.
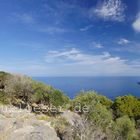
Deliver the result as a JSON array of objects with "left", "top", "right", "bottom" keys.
[
  {"left": 88, "top": 102, "right": 113, "bottom": 130},
  {"left": 113, "top": 95, "right": 140, "bottom": 119},
  {"left": 115, "top": 116, "right": 139, "bottom": 140},
  {"left": 32, "top": 81, "right": 69, "bottom": 107},
  {"left": 4, "top": 74, "right": 33, "bottom": 104},
  {"left": 0, "top": 71, "right": 10, "bottom": 91},
  {"left": 71, "top": 91, "right": 113, "bottom": 113},
  {"left": 71, "top": 91, "right": 113, "bottom": 131},
  {"left": 31, "top": 81, "right": 53, "bottom": 104},
  {"left": 97, "top": 94, "right": 113, "bottom": 108},
  {"left": 0, "top": 71, "right": 10, "bottom": 82},
  {"left": 0, "top": 91, "right": 9, "bottom": 105},
  {"left": 49, "top": 90, "right": 70, "bottom": 107}
]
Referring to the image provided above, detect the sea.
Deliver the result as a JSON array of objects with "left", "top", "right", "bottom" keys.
[{"left": 33, "top": 77, "right": 140, "bottom": 100}]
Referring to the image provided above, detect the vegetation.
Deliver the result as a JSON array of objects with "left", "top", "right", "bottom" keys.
[
  {"left": 0, "top": 71, "right": 140, "bottom": 139},
  {"left": 69, "top": 91, "right": 140, "bottom": 139},
  {"left": 71, "top": 91, "right": 113, "bottom": 113},
  {"left": 48, "top": 89, "right": 69, "bottom": 107},
  {"left": 0, "top": 71, "right": 10, "bottom": 104},
  {"left": 0, "top": 71, "right": 69, "bottom": 111},
  {"left": 113, "top": 95, "right": 140, "bottom": 119},
  {"left": 4, "top": 74, "right": 33, "bottom": 105},
  {"left": 31, "top": 81, "right": 53, "bottom": 104},
  {"left": 115, "top": 116, "right": 138, "bottom": 140}
]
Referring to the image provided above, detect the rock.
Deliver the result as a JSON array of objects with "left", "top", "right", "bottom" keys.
[
  {"left": 0, "top": 106, "right": 60, "bottom": 140},
  {"left": 8, "top": 121, "right": 59, "bottom": 140},
  {"left": 61, "top": 110, "right": 82, "bottom": 126}
]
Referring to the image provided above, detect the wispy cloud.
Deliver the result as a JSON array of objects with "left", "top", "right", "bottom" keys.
[
  {"left": 43, "top": 48, "right": 140, "bottom": 76},
  {"left": 1, "top": 48, "right": 140, "bottom": 76},
  {"left": 12, "top": 13, "right": 35, "bottom": 24},
  {"left": 90, "top": 0, "right": 125, "bottom": 22},
  {"left": 115, "top": 40, "right": 140, "bottom": 53},
  {"left": 90, "top": 42, "right": 104, "bottom": 48},
  {"left": 132, "top": 13, "right": 140, "bottom": 32},
  {"left": 45, "top": 48, "right": 119, "bottom": 65},
  {"left": 118, "top": 38, "right": 130, "bottom": 45},
  {"left": 45, "top": 48, "right": 81, "bottom": 63},
  {"left": 38, "top": 26, "right": 68, "bottom": 34},
  {"left": 80, "top": 25, "right": 93, "bottom": 32}
]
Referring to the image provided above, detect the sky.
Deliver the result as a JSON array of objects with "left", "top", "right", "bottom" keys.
[{"left": 0, "top": 0, "right": 140, "bottom": 76}]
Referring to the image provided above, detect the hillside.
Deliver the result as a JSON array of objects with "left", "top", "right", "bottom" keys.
[{"left": 0, "top": 71, "right": 140, "bottom": 140}]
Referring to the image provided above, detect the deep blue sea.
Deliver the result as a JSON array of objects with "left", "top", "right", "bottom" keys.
[{"left": 33, "top": 77, "right": 140, "bottom": 99}]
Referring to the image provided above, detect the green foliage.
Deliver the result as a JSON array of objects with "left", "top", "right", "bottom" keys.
[
  {"left": 0, "top": 72, "right": 11, "bottom": 104},
  {"left": 115, "top": 116, "right": 139, "bottom": 140},
  {"left": 73, "top": 91, "right": 98, "bottom": 105},
  {"left": 32, "top": 81, "right": 69, "bottom": 107},
  {"left": 71, "top": 91, "right": 113, "bottom": 130},
  {"left": 0, "top": 91, "right": 9, "bottom": 105},
  {"left": 88, "top": 102, "right": 113, "bottom": 130},
  {"left": 0, "top": 71, "right": 10, "bottom": 89},
  {"left": 3, "top": 74, "right": 69, "bottom": 108},
  {"left": 0, "top": 71, "right": 10, "bottom": 80},
  {"left": 113, "top": 95, "right": 140, "bottom": 119},
  {"left": 71, "top": 91, "right": 113, "bottom": 111},
  {"left": 49, "top": 90, "right": 70, "bottom": 107},
  {"left": 4, "top": 74, "right": 33, "bottom": 104},
  {"left": 97, "top": 94, "right": 113, "bottom": 108},
  {"left": 31, "top": 81, "right": 53, "bottom": 104}
]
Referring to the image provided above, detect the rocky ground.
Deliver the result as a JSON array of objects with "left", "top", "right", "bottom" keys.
[{"left": 0, "top": 106, "right": 60, "bottom": 140}]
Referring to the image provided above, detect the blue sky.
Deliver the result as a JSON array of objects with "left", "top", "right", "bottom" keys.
[{"left": 0, "top": 0, "right": 140, "bottom": 76}]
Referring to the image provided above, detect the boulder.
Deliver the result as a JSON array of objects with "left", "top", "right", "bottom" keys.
[{"left": 0, "top": 106, "right": 60, "bottom": 140}]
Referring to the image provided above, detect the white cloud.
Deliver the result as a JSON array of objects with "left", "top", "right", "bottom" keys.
[
  {"left": 90, "top": 0, "right": 125, "bottom": 22},
  {"left": 45, "top": 48, "right": 119, "bottom": 65},
  {"left": 132, "top": 13, "right": 140, "bottom": 32},
  {"left": 80, "top": 25, "right": 93, "bottom": 31},
  {"left": 1, "top": 48, "right": 140, "bottom": 76},
  {"left": 45, "top": 48, "right": 82, "bottom": 63},
  {"left": 91, "top": 42, "right": 104, "bottom": 48},
  {"left": 43, "top": 48, "right": 140, "bottom": 76},
  {"left": 118, "top": 38, "right": 130, "bottom": 45},
  {"left": 95, "top": 44, "right": 103, "bottom": 48}
]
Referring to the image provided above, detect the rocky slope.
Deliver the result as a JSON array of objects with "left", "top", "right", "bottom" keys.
[{"left": 0, "top": 106, "right": 60, "bottom": 140}]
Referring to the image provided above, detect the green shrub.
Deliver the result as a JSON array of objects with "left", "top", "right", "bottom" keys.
[
  {"left": 86, "top": 101, "right": 114, "bottom": 133},
  {"left": 71, "top": 91, "right": 113, "bottom": 130},
  {"left": 0, "top": 71, "right": 10, "bottom": 82},
  {"left": 49, "top": 90, "right": 70, "bottom": 107},
  {"left": 71, "top": 91, "right": 113, "bottom": 112},
  {"left": 96, "top": 94, "right": 113, "bottom": 108},
  {"left": 4, "top": 74, "right": 33, "bottom": 104},
  {"left": 115, "top": 116, "right": 139, "bottom": 140},
  {"left": 113, "top": 95, "right": 140, "bottom": 119},
  {"left": 32, "top": 81, "right": 69, "bottom": 107},
  {"left": 0, "top": 91, "right": 9, "bottom": 105},
  {"left": 31, "top": 81, "right": 53, "bottom": 104}
]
